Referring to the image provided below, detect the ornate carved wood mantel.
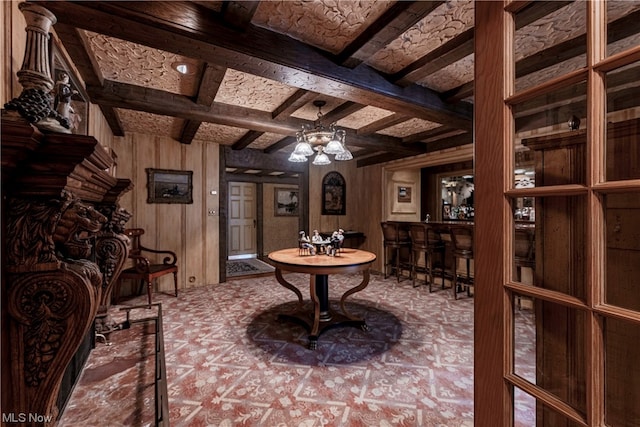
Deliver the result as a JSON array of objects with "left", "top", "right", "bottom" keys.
[
  {"left": 2, "top": 3, "right": 133, "bottom": 424},
  {"left": 1, "top": 114, "right": 132, "bottom": 424}
]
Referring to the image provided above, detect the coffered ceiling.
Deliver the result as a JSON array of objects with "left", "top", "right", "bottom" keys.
[{"left": 36, "top": 1, "right": 640, "bottom": 169}]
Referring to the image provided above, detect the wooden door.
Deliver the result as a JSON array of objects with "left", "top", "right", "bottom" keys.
[
  {"left": 475, "top": 2, "right": 640, "bottom": 426},
  {"left": 228, "top": 182, "right": 257, "bottom": 259}
]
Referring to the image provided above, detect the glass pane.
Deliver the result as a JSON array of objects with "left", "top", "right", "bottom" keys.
[
  {"left": 514, "top": 1, "right": 586, "bottom": 93},
  {"left": 510, "top": 195, "right": 586, "bottom": 299},
  {"left": 514, "top": 386, "right": 585, "bottom": 427},
  {"left": 605, "top": 317, "right": 640, "bottom": 427},
  {"left": 514, "top": 81, "right": 587, "bottom": 188},
  {"left": 606, "top": 1, "right": 640, "bottom": 58},
  {"left": 440, "top": 174, "right": 475, "bottom": 221},
  {"left": 605, "top": 191, "right": 640, "bottom": 311},
  {"left": 513, "top": 294, "right": 535, "bottom": 382},
  {"left": 605, "top": 59, "right": 640, "bottom": 182},
  {"left": 514, "top": 387, "right": 536, "bottom": 427},
  {"left": 512, "top": 295, "right": 587, "bottom": 418}
]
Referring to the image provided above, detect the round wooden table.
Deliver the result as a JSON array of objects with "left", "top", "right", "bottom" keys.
[{"left": 268, "top": 248, "right": 377, "bottom": 349}]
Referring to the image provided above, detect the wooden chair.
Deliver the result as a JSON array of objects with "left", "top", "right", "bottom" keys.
[
  {"left": 450, "top": 225, "right": 474, "bottom": 299},
  {"left": 115, "top": 228, "right": 178, "bottom": 305},
  {"left": 409, "top": 223, "right": 446, "bottom": 291},
  {"left": 381, "top": 222, "right": 412, "bottom": 282}
]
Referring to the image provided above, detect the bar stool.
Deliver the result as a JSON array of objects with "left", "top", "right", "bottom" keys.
[
  {"left": 450, "top": 226, "right": 474, "bottom": 299},
  {"left": 381, "top": 222, "right": 412, "bottom": 282},
  {"left": 408, "top": 223, "right": 445, "bottom": 291}
]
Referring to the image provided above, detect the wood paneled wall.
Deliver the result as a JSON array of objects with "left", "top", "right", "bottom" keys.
[
  {"left": 263, "top": 182, "right": 299, "bottom": 255},
  {"left": 309, "top": 161, "right": 385, "bottom": 273},
  {"left": 112, "top": 132, "right": 220, "bottom": 291}
]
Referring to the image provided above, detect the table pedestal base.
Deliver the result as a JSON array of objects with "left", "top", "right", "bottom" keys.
[
  {"left": 274, "top": 271, "right": 371, "bottom": 349},
  {"left": 278, "top": 309, "right": 369, "bottom": 350}
]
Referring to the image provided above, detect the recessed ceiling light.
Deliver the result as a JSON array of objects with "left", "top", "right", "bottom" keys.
[{"left": 171, "top": 61, "right": 194, "bottom": 75}]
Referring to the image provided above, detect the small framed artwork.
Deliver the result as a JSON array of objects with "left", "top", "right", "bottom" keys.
[
  {"left": 322, "top": 171, "right": 346, "bottom": 215},
  {"left": 274, "top": 188, "right": 299, "bottom": 216},
  {"left": 391, "top": 183, "right": 417, "bottom": 214},
  {"left": 146, "top": 168, "right": 193, "bottom": 204},
  {"left": 397, "top": 185, "right": 412, "bottom": 203}
]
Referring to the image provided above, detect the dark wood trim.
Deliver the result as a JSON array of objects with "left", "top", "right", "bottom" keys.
[{"left": 474, "top": 2, "right": 509, "bottom": 425}]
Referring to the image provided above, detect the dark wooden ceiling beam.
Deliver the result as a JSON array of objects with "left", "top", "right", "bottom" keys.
[
  {"left": 396, "top": 0, "right": 568, "bottom": 86},
  {"left": 441, "top": 81, "right": 474, "bottom": 103},
  {"left": 337, "top": 1, "right": 444, "bottom": 68},
  {"left": 89, "top": 80, "right": 425, "bottom": 154},
  {"left": 513, "top": 1, "right": 574, "bottom": 29},
  {"left": 90, "top": 79, "right": 302, "bottom": 134},
  {"left": 323, "top": 102, "right": 365, "bottom": 123},
  {"left": 263, "top": 136, "right": 296, "bottom": 154},
  {"left": 356, "top": 152, "right": 414, "bottom": 168},
  {"left": 357, "top": 132, "right": 473, "bottom": 167},
  {"left": 220, "top": 1, "right": 259, "bottom": 30},
  {"left": 232, "top": 130, "right": 263, "bottom": 150},
  {"left": 224, "top": 146, "right": 307, "bottom": 174},
  {"left": 402, "top": 126, "right": 466, "bottom": 144},
  {"left": 516, "top": 10, "right": 640, "bottom": 79},
  {"left": 391, "top": 28, "right": 474, "bottom": 86},
  {"left": 38, "top": 1, "right": 473, "bottom": 130},
  {"left": 53, "top": 23, "right": 125, "bottom": 136},
  {"left": 357, "top": 113, "right": 410, "bottom": 136},
  {"left": 272, "top": 90, "right": 317, "bottom": 119},
  {"left": 436, "top": 1, "right": 574, "bottom": 103},
  {"left": 179, "top": 63, "right": 227, "bottom": 144}
]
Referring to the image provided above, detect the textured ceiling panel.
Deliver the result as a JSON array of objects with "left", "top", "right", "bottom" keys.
[
  {"left": 376, "top": 118, "right": 440, "bottom": 138},
  {"left": 418, "top": 54, "right": 474, "bottom": 93},
  {"left": 290, "top": 98, "right": 344, "bottom": 121},
  {"left": 85, "top": 32, "right": 201, "bottom": 96},
  {"left": 515, "top": 2, "right": 639, "bottom": 61},
  {"left": 336, "top": 105, "right": 395, "bottom": 129},
  {"left": 116, "top": 109, "right": 177, "bottom": 136},
  {"left": 368, "top": 0, "right": 474, "bottom": 74},
  {"left": 514, "top": 2, "right": 587, "bottom": 61},
  {"left": 252, "top": 0, "right": 393, "bottom": 54},
  {"left": 193, "top": 122, "right": 248, "bottom": 145},
  {"left": 247, "top": 132, "right": 287, "bottom": 150},
  {"left": 214, "top": 69, "right": 300, "bottom": 112}
]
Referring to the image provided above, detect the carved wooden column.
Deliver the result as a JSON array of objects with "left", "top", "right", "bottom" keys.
[{"left": 3, "top": 3, "right": 70, "bottom": 133}]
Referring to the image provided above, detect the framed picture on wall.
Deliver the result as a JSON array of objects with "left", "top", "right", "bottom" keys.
[
  {"left": 274, "top": 188, "right": 299, "bottom": 216},
  {"left": 391, "top": 183, "right": 417, "bottom": 214},
  {"left": 146, "top": 168, "right": 193, "bottom": 204},
  {"left": 322, "top": 171, "right": 346, "bottom": 215},
  {"left": 397, "top": 185, "right": 412, "bottom": 203}
]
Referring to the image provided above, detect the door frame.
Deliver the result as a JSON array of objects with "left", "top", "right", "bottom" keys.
[{"left": 219, "top": 147, "right": 308, "bottom": 282}]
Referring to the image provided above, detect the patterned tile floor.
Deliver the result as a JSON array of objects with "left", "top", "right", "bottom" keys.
[{"left": 58, "top": 272, "right": 534, "bottom": 426}]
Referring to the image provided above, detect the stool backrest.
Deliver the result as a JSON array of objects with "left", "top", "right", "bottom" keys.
[
  {"left": 450, "top": 226, "right": 474, "bottom": 252},
  {"left": 381, "top": 222, "right": 410, "bottom": 243},
  {"left": 409, "top": 224, "right": 427, "bottom": 246}
]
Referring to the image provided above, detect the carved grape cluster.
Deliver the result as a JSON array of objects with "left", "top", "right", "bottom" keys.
[{"left": 4, "top": 88, "right": 70, "bottom": 128}]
